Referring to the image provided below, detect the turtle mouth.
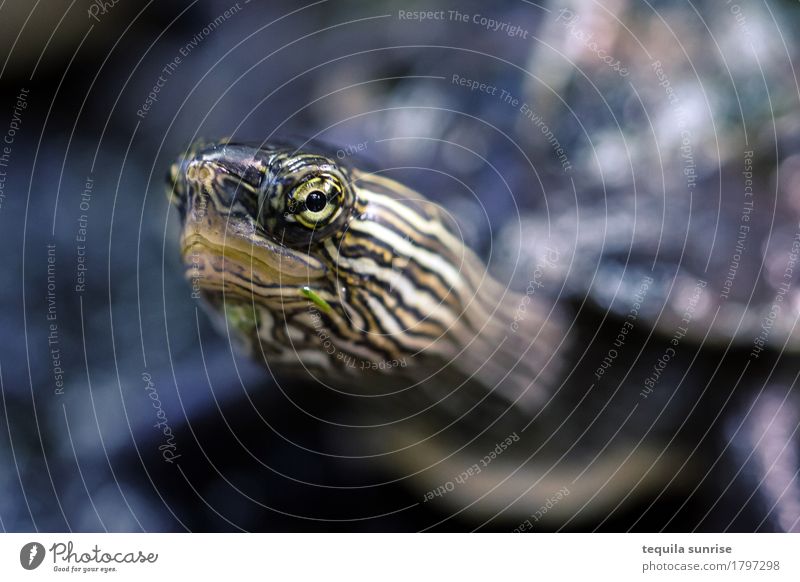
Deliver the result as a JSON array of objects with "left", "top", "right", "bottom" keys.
[{"left": 180, "top": 231, "right": 328, "bottom": 302}]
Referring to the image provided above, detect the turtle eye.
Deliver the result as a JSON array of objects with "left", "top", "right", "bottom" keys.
[
  {"left": 257, "top": 156, "right": 355, "bottom": 246},
  {"left": 289, "top": 174, "right": 344, "bottom": 229}
]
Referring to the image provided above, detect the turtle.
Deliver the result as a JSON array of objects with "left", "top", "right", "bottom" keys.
[{"left": 167, "top": 138, "right": 800, "bottom": 531}]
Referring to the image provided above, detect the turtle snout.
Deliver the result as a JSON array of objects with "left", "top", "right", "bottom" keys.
[{"left": 165, "top": 154, "right": 194, "bottom": 216}]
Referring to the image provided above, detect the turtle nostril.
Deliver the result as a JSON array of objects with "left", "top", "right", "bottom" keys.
[
  {"left": 167, "top": 164, "right": 178, "bottom": 187},
  {"left": 166, "top": 162, "right": 187, "bottom": 208}
]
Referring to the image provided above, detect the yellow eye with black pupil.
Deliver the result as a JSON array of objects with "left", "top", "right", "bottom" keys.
[{"left": 291, "top": 175, "right": 342, "bottom": 228}]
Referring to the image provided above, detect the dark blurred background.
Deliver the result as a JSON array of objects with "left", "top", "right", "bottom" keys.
[{"left": 1, "top": 0, "right": 800, "bottom": 532}]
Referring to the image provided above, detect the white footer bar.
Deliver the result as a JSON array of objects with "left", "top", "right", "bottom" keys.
[{"left": 1, "top": 533, "right": 798, "bottom": 581}]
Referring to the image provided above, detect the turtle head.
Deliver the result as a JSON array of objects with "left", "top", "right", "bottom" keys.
[
  {"left": 168, "top": 139, "right": 356, "bottom": 302},
  {"left": 168, "top": 140, "right": 464, "bottom": 382},
  {"left": 168, "top": 139, "right": 559, "bottom": 397}
]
